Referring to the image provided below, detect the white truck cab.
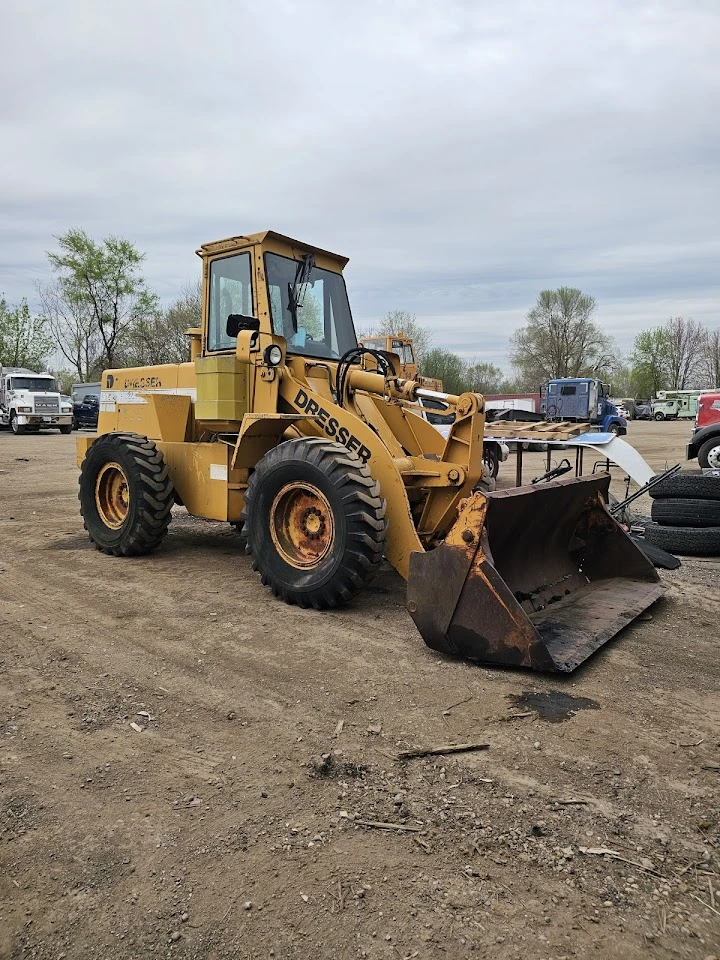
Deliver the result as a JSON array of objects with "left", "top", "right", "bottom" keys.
[{"left": 0, "top": 367, "right": 74, "bottom": 435}]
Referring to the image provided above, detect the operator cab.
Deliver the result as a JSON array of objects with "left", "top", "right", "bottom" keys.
[{"left": 199, "top": 231, "right": 358, "bottom": 362}]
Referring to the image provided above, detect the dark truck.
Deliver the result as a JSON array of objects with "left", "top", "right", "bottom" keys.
[
  {"left": 72, "top": 394, "right": 100, "bottom": 430},
  {"left": 686, "top": 392, "right": 720, "bottom": 469}
]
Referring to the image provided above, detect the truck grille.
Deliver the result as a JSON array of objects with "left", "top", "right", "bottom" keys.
[{"left": 34, "top": 398, "right": 59, "bottom": 415}]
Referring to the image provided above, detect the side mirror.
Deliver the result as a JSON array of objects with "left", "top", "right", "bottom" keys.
[{"left": 226, "top": 314, "right": 260, "bottom": 338}]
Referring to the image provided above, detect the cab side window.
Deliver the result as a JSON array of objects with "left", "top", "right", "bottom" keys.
[{"left": 208, "top": 253, "right": 253, "bottom": 352}]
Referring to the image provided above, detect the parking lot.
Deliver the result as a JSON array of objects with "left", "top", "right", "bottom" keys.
[{"left": 1, "top": 421, "right": 718, "bottom": 959}]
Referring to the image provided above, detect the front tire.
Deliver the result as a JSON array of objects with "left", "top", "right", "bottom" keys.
[
  {"left": 78, "top": 432, "right": 174, "bottom": 556},
  {"left": 242, "top": 438, "right": 387, "bottom": 609},
  {"left": 654, "top": 412, "right": 665, "bottom": 421},
  {"left": 10, "top": 413, "right": 25, "bottom": 435},
  {"left": 59, "top": 425, "right": 72, "bottom": 435},
  {"left": 482, "top": 444, "right": 500, "bottom": 479},
  {"left": 698, "top": 436, "right": 720, "bottom": 470}
]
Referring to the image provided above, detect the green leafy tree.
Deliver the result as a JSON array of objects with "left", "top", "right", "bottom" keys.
[
  {"left": 0, "top": 296, "right": 53, "bottom": 369},
  {"left": 630, "top": 328, "right": 670, "bottom": 397},
  {"left": 510, "top": 288, "right": 613, "bottom": 385},
  {"left": 45, "top": 229, "right": 159, "bottom": 371},
  {"left": 422, "top": 348, "right": 470, "bottom": 395},
  {"left": 464, "top": 360, "right": 505, "bottom": 394}
]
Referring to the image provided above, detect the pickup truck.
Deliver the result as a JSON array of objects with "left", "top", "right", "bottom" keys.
[
  {"left": 686, "top": 392, "right": 720, "bottom": 469},
  {"left": 72, "top": 394, "right": 100, "bottom": 430}
]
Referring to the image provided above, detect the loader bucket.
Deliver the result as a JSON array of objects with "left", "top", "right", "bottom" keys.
[{"left": 407, "top": 474, "right": 663, "bottom": 672}]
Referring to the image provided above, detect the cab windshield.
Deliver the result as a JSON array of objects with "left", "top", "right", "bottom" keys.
[
  {"left": 11, "top": 377, "right": 57, "bottom": 392},
  {"left": 264, "top": 252, "right": 357, "bottom": 359}
]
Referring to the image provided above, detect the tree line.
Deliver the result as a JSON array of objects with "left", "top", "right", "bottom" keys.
[
  {"left": 367, "top": 291, "right": 719, "bottom": 398},
  {"left": 0, "top": 229, "right": 200, "bottom": 393},
  {"left": 1, "top": 229, "right": 718, "bottom": 400}
]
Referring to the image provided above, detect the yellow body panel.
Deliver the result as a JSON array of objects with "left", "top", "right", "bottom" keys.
[
  {"left": 195, "top": 354, "right": 250, "bottom": 423},
  {"left": 158, "top": 442, "right": 245, "bottom": 522}
]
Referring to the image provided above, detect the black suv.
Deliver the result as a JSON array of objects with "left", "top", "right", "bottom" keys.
[{"left": 73, "top": 395, "right": 100, "bottom": 430}]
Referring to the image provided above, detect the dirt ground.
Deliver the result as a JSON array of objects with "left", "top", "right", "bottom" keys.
[{"left": 1, "top": 420, "right": 718, "bottom": 960}]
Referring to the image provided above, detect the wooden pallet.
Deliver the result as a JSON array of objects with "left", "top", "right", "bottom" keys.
[{"left": 483, "top": 420, "right": 585, "bottom": 441}]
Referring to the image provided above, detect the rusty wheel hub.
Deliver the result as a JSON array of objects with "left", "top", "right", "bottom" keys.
[
  {"left": 270, "top": 482, "right": 335, "bottom": 568},
  {"left": 95, "top": 461, "right": 130, "bottom": 529}
]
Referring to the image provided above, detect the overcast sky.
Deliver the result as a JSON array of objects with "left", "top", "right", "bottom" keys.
[{"left": 2, "top": 0, "right": 718, "bottom": 368}]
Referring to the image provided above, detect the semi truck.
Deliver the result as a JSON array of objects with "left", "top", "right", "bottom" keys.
[
  {"left": 541, "top": 377, "right": 626, "bottom": 434},
  {"left": 0, "top": 367, "right": 74, "bottom": 435}
]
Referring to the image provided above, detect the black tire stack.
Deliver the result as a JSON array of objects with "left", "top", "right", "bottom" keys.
[{"left": 646, "top": 472, "right": 720, "bottom": 556}]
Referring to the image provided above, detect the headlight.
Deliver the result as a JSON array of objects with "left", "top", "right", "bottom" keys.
[
  {"left": 264, "top": 344, "right": 283, "bottom": 367},
  {"left": 62, "top": 406, "right": 72, "bottom": 413},
  {"left": 18, "top": 406, "right": 31, "bottom": 413}
]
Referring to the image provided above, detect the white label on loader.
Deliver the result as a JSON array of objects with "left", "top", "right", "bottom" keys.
[
  {"left": 99, "top": 388, "right": 197, "bottom": 413},
  {"left": 210, "top": 463, "right": 228, "bottom": 481},
  {"left": 100, "top": 390, "right": 147, "bottom": 409}
]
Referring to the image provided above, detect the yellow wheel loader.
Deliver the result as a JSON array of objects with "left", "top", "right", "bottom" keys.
[
  {"left": 358, "top": 332, "right": 443, "bottom": 392},
  {"left": 76, "top": 231, "right": 662, "bottom": 672}
]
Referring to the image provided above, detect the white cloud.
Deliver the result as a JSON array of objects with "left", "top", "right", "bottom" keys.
[{"left": 1, "top": 0, "right": 718, "bottom": 367}]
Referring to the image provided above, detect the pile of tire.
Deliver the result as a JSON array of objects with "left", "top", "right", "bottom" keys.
[{"left": 646, "top": 471, "right": 720, "bottom": 556}]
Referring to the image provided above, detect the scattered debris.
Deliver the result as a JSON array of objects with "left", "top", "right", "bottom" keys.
[
  {"left": 691, "top": 894, "right": 720, "bottom": 917},
  {"left": 129, "top": 722, "right": 144, "bottom": 733},
  {"left": 397, "top": 742, "right": 489, "bottom": 760},
  {"left": 137, "top": 711, "right": 156, "bottom": 721},
  {"left": 579, "top": 846, "right": 662, "bottom": 876},
  {"left": 334, "top": 719, "right": 344, "bottom": 736},
  {"left": 442, "top": 696, "right": 472, "bottom": 716},
  {"left": 357, "top": 820, "right": 423, "bottom": 833},
  {"left": 366, "top": 722, "right": 382, "bottom": 735}
]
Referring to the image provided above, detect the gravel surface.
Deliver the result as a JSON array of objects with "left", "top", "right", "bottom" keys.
[{"left": 0, "top": 422, "right": 718, "bottom": 959}]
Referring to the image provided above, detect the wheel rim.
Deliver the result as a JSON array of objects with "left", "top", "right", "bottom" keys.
[
  {"left": 269, "top": 481, "right": 335, "bottom": 568},
  {"left": 708, "top": 445, "right": 720, "bottom": 469},
  {"left": 95, "top": 461, "right": 130, "bottom": 529}
]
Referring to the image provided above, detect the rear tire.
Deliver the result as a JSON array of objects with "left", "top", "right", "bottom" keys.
[
  {"left": 242, "top": 438, "right": 387, "bottom": 609},
  {"left": 645, "top": 522, "right": 720, "bottom": 556},
  {"left": 698, "top": 435, "right": 720, "bottom": 470},
  {"left": 78, "top": 432, "right": 174, "bottom": 556},
  {"left": 651, "top": 497, "right": 720, "bottom": 527},
  {"left": 59, "top": 425, "right": 72, "bottom": 435}
]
